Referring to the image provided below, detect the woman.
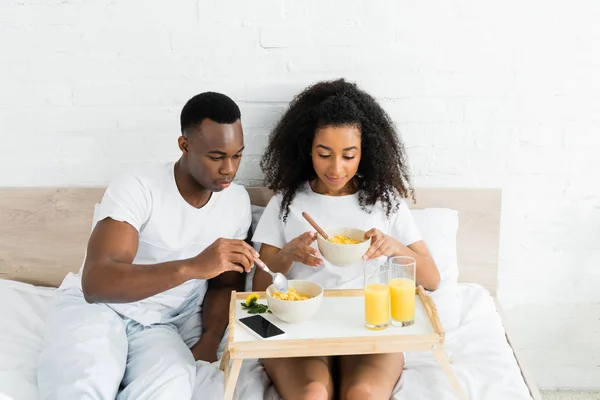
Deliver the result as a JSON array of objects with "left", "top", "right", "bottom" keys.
[{"left": 252, "top": 78, "right": 440, "bottom": 400}]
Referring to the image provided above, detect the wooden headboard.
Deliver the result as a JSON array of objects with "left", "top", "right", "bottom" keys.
[{"left": 0, "top": 187, "right": 501, "bottom": 295}]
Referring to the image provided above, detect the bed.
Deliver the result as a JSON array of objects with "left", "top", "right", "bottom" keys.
[{"left": 0, "top": 187, "right": 542, "bottom": 400}]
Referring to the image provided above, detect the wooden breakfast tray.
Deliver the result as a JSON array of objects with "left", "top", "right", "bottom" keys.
[{"left": 219, "top": 286, "right": 468, "bottom": 400}]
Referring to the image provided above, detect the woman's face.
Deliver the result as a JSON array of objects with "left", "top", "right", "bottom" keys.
[{"left": 311, "top": 125, "right": 362, "bottom": 195}]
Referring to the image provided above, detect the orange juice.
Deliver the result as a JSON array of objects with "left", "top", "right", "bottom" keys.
[
  {"left": 364, "top": 283, "right": 390, "bottom": 329},
  {"left": 389, "top": 278, "right": 415, "bottom": 322}
]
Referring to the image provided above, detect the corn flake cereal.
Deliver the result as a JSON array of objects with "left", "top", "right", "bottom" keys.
[
  {"left": 272, "top": 287, "right": 311, "bottom": 301},
  {"left": 328, "top": 235, "right": 361, "bottom": 245}
]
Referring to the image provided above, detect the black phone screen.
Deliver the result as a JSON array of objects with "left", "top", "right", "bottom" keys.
[{"left": 239, "top": 315, "right": 285, "bottom": 339}]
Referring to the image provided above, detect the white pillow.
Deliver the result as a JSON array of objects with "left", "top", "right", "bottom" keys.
[{"left": 410, "top": 208, "right": 459, "bottom": 286}]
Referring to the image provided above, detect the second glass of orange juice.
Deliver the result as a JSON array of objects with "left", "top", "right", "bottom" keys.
[
  {"left": 364, "top": 262, "right": 390, "bottom": 330},
  {"left": 389, "top": 256, "right": 416, "bottom": 327}
]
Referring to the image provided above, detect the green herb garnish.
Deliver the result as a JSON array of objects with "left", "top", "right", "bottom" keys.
[{"left": 242, "top": 294, "right": 271, "bottom": 314}]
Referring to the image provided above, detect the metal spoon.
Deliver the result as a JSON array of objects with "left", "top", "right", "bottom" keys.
[{"left": 255, "top": 258, "right": 289, "bottom": 294}]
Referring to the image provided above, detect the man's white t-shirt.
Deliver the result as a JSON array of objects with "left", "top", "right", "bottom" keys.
[
  {"left": 252, "top": 183, "right": 422, "bottom": 290},
  {"left": 60, "top": 162, "right": 252, "bottom": 326}
]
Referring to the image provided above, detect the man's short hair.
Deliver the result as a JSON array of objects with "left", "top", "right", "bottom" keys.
[{"left": 180, "top": 92, "right": 241, "bottom": 135}]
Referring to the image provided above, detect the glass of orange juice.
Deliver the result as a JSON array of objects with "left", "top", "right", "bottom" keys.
[
  {"left": 364, "top": 262, "right": 390, "bottom": 330},
  {"left": 389, "top": 256, "right": 416, "bottom": 327}
]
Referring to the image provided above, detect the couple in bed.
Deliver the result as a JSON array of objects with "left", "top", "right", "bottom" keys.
[{"left": 37, "top": 79, "right": 440, "bottom": 400}]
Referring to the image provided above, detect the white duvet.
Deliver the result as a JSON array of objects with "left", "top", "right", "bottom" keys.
[{"left": 0, "top": 280, "right": 531, "bottom": 400}]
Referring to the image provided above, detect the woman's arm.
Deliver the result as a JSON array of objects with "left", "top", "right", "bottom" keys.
[
  {"left": 363, "top": 229, "right": 440, "bottom": 291},
  {"left": 252, "top": 244, "right": 291, "bottom": 291},
  {"left": 252, "top": 233, "right": 323, "bottom": 291},
  {"left": 391, "top": 240, "right": 440, "bottom": 291}
]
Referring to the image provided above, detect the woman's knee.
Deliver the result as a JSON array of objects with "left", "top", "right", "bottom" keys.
[
  {"left": 264, "top": 357, "right": 333, "bottom": 400},
  {"left": 342, "top": 381, "right": 383, "bottom": 400},
  {"left": 296, "top": 381, "right": 331, "bottom": 400},
  {"left": 339, "top": 353, "right": 404, "bottom": 400}
]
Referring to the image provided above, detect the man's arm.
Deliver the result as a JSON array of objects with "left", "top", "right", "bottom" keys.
[
  {"left": 81, "top": 218, "right": 256, "bottom": 304},
  {"left": 191, "top": 270, "right": 244, "bottom": 362},
  {"left": 81, "top": 218, "right": 192, "bottom": 303}
]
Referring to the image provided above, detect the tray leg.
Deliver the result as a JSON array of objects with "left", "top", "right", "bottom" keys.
[
  {"left": 431, "top": 344, "right": 469, "bottom": 400},
  {"left": 219, "top": 346, "right": 230, "bottom": 373},
  {"left": 223, "top": 358, "right": 242, "bottom": 400}
]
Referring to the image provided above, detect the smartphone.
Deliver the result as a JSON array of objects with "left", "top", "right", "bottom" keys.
[{"left": 238, "top": 315, "right": 286, "bottom": 340}]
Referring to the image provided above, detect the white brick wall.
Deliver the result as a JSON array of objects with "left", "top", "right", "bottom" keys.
[{"left": 1, "top": 0, "right": 599, "bottom": 390}]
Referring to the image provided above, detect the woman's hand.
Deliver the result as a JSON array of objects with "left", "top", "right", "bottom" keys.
[
  {"left": 362, "top": 228, "right": 402, "bottom": 260},
  {"left": 281, "top": 232, "right": 324, "bottom": 267}
]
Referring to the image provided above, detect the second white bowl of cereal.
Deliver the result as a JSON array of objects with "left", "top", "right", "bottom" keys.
[
  {"left": 317, "top": 228, "right": 371, "bottom": 267},
  {"left": 266, "top": 280, "right": 324, "bottom": 324}
]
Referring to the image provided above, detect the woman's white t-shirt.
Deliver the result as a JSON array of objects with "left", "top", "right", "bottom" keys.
[{"left": 252, "top": 183, "right": 422, "bottom": 290}]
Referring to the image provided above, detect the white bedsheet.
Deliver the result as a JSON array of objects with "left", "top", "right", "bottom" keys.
[{"left": 0, "top": 280, "right": 531, "bottom": 400}]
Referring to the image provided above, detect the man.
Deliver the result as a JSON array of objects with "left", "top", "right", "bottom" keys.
[{"left": 37, "top": 92, "right": 257, "bottom": 399}]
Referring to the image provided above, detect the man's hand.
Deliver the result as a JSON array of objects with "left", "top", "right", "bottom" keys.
[
  {"left": 362, "top": 228, "right": 402, "bottom": 260},
  {"left": 280, "top": 232, "right": 323, "bottom": 267},
  {"left": 184, "top": 238, "right": 259, "bottom": 280},
  {"left": 190, "top": 335, "right": 220, "bottom": 363}
]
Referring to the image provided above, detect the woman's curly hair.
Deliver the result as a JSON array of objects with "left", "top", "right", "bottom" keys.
[{"left": 261, "top": 78, "right": 415, "bottom": 222}]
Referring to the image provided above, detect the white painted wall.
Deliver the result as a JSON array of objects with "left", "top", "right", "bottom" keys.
[{"left": 1, "top": 0, "right": 598, "bottom": 390}]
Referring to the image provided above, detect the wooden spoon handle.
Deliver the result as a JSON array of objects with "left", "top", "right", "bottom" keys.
[{"left": 301, "top": 212, "right": 329, "bottom": 240}]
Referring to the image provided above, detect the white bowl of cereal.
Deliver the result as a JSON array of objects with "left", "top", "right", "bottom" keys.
[
  {"left": 317, "top": 228, "right": 371, "bottom": 267},
  {"left": 266, "top": 280, "right": 324, "bottom": 324}
]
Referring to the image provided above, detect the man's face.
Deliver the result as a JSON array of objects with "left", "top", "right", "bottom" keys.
[{"left": 180, "top": 118, "right": 244, "bottom": 192}]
